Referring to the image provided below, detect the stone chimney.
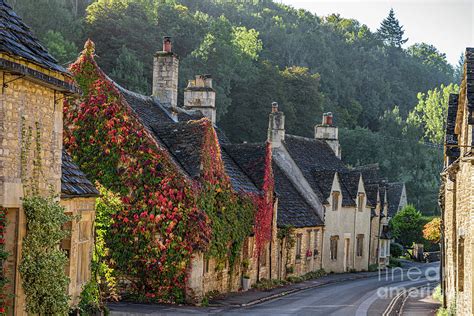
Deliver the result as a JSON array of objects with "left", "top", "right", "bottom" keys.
[
  {"left": 153, "top": 36, "right": 179, "bottom": 108},
  {"left": 268, "top": 102, "right": 285, "bottom": 148},
  {"left": 183, "top": 74, "right": 216, "bottom": 124},
  {"left": 315, "top": 112, "right": 341, "bottom": 158}
]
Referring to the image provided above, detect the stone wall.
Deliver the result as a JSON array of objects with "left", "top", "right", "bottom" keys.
[{"left": 0, "top": 72, "right": 63, "bottom": 207}]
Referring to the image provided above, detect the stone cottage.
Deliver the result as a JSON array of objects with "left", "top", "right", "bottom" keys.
[
  {"left": 267, "top": 109, "right": 373, "bottom": 273},
  {"left": 0, "top": 0, "right": 98, "bottom": 314},
  {"left": 440, "top": 47, "right": 474, "bottom": 315},
  {"left": 65, "top": 38, "right": 278, "bottom": 302}
]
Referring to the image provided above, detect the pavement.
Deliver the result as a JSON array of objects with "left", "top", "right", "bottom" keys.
[
  {"left": 399, "top": 284, "right": 440, "bottom": 316},
  {"left": 108, "top": 261, "right": 440, "bottom": 315}
]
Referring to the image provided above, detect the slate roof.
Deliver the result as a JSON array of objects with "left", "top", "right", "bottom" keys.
[
  {"left": 353, "top": 164, "right": 383, "bottom": 185},
  {"left": 150, "top": 121, "right": 205, "bottom": 178},
  {"left": 61, "top": 151, "right": 99, "bottom": 198},
  {"left": 223, "top": 143, "right": 267, "bottom": 190},
  {"left": 339, "top": 171, "right": 361, "bottom": 199},
  {"left": 364, "top": 184, "right": 379, "bottom": 208},
  {"left": 284, "top": 135, "right": 347, "bottom": 173},
  {"left": 0, "top": 0, "right": 67, "bottom": 74},
  {"left": 273, "top": 162, "right": 323, "bottom": 228},
  {"left": 445, "top": 94, "right": 460, "bottom": 164},
  {"left": 113, "top": 82, "right": 258, "bottom": 193},
  {"left": 387, "top": 182, "right": 404, "bottom": 217}
]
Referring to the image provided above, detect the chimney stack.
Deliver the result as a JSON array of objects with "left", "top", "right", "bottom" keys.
[
  {"left": 315, "top": 112, "right": 341, "bottom": 158},
  {"left": 183, "top": 74, "right": 216, "bottom": 124},
  {"left": 153, "top": 36, "right": 179, "bottom": 108},
  {"left": 267, "top": 102, "right": 285, "bottom": 148}
]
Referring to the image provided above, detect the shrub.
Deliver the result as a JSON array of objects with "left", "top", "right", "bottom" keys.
[
  {"left": 19, "top": 196, "right": 71, "bottom": 315},
  {"left": 388, "top": 257, "right": 402, "bottom": 268},
  {"left": 390, "top": 242, "right": 404, "bottom": 258},
  {"left": 78, "top": 280, "right": 102, "bottom": 315},
  {"left": 432, "top": 285, "right": 443, "bottom": 304},
  {"left": 368, "top": 264, "right": 379, "bottom": 272}
]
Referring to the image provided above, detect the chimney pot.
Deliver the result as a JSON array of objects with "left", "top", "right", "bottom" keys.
[
  {"left": 163, "top": 36, "right": 172, "bottom": 53},
  {"left": 326, "top": 112, "right": 333, "bottom": 125},
  {"left": 272, "top": 102, "right": 278, "bottom": 113}
]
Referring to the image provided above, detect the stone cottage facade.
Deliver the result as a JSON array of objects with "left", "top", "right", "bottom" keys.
[
  {"left": 267, "top": 109, "right": 374, "bottom": 273},
  {"left": 66, "top": 38, "right": 279, "bottom": 302},
  {"left": 440, "top": 47, "right": 474, "bottom": 315},
  {"left": 0, "top": 1, "right": 98, "bottom": 314}
]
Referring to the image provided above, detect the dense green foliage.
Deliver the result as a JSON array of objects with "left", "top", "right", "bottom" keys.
[
  {"left": 13, "top": 0, "right": 458, "bottom": 213},
  {"left": 389, "top": 205, "right": 424, "bottom": 248},
  {"left": 19, "top": 196, "right": 71, "bottom": 315}
]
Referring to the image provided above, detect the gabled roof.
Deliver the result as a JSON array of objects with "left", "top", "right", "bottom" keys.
[
  {"left": 113, "top": 82, "right": 258, "bottom": 193},
  {"left": 273, "top": 162, "right": 323, "bottom": 228},
  {"left": 339, "top": 171, "right": 361, "bottom": 199},
  {"left": 283, "top": 134, "right": 347, "bottom": 173},
  {"left": 61, "top": 151, "right": 99, "bottom": 198},
  {"left": 364, "top": 184, "right": 379, "bottom": 208},
  {"left": 223, "top": 143, "right": 267, "bottom": 191},
  {"left": 0, "top": 0, "right": 67, "bottom": 74},
  {"left": 387, "top": 182, "right": 404, "bottom": 217},
  {"left": 353, "top": 164, "right": 383, "bottom": 185}
]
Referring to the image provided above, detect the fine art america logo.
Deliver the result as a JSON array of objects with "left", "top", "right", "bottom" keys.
[{"left": 376, "top": 265, "right": 439, "bottom": 299}]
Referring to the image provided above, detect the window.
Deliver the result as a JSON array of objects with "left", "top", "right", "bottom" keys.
[
  {"left": 203, "top": 257, "right": 210, "bottom": 275},
  {"left": 356, "top": 234, "right": 364, "bottom": 257},
  {"left": 296, "top": 234, "right": 302, "bottom": 261},
  {"left": 332, "top": 192, "right": 340, "bottom": 211},
  {"left": 306, "top": 230, "right": 312, "bottom": 252},
  {"left": 330, "top": 236, "right": 339, "bottom": 260},
  {"left": 458, "top": 237, "right": 465, "bottom": 292},
  {"left": 358, "top": 193, "right": 364, "bottom": 212},
  {"left": 313, "top": 229, "right": 319, "bottom": 256}
]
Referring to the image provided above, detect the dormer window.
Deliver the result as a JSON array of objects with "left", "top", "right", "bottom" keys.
[
  {"left": 357, "top": 193, "right": 364, "bottom": 212},
  {"left": 332, "top": 192, "right": 340, "bottom": 211}
]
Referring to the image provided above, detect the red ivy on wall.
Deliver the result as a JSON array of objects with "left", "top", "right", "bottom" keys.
[
  {"left": 64, "top": 40, "right": 275, "bottom": 302},
  {"left": 64, "top": 41, "right": 210, "bottom": 302},
  {"left": 253, "top": 143, "right": 274, "bottom": 256}
]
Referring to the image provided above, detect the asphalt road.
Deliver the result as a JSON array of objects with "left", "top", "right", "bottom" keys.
[
  {"left": 109, "top": 262, "right": 440, "bottom": 316},
  {"left": 228, "top": 262, "right": 440, "bottom": 316}
]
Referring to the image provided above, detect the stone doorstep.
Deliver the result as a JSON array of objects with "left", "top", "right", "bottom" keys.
[{"left": 209, "top": 269, "right": 398, "bottom": 308}]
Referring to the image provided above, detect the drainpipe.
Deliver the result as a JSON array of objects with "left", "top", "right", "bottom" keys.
[{"left": 368, "top": 208, "right": 373, "bottom": 268}]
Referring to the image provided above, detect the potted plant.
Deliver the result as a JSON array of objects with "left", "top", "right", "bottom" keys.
[
  {"left": 306, "top": 249, "right": 312, "bottom": 259},
  {"left": 242, "top": 274, "right": 251, "bottom": 291}
]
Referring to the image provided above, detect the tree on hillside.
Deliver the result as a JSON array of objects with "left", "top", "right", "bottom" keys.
[
  {"left": 407, "top": 83, "right": 459, "bottom": 144},
  {"left": 377, "top": 9, "right": 408, "bottom": 47},
  {"left": 408, "top": 43, "right": 454, "bottom": 78},
  {"left": 390, "top": 205, "right": 424, "bottom": 248},
  {"left": 423, "top": 217, "right": 441, "bottom": 244},
  {"left": 454, "top": 52, "right": 465, "bottom": 84},
  {"left": 110, "top": 46, "right": 149, "bottom": 94}
]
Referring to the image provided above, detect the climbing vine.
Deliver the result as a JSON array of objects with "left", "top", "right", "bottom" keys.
[
  {"left": 197, "top": 121, "right": 255, "bottom": 267},
  {"left": 19, "top": 196, "right": 71, "bottom": 315},
  {"left": 64, "top": 41, "right": 210, "bottom": 302},
  {"left": 64, "top": 40, "right": 275, "bottom": 302},
  {"left": 253, "top": 143, "right": 274, "bottom": 256},
  {"left": 0, "top": 207, "right": 8, "bottom": 315}
]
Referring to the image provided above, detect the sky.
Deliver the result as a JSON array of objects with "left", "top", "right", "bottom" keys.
[{"left": 279, "top": 0, "right": 473, "bottom": 66}]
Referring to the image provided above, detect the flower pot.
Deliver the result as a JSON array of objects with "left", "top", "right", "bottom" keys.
[{"left": 242, "top": 277, "right": 251, "bottom": 291}]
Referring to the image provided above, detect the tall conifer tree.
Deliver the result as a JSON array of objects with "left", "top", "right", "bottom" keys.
[{"left": 377, "top": 8, "right": 408, "bottom": 47}]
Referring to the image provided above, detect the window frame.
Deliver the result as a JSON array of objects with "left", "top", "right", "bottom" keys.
[{"left": 332, "top": 191, "right": 340, "bottom": 211}]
